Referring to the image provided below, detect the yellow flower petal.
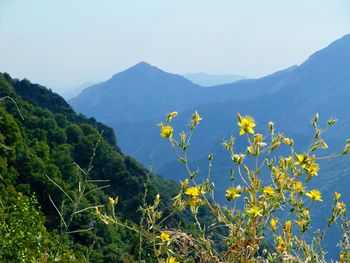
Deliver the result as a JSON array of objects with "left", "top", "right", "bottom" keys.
[
  {"left": 305, "top": 189, "right": 323, "bottom": 202},
  {"left": 238, "top": 115, "right": 256, "bottom": 135},
  {"left": 166, "top": 256, "right": 179, "bottom": 263},
  {"left": 160, "top": 125, "right": 173, "bottom": 138},
  {"left": 270, "top": 218, "right": 278, "bottom": 232},
  {"left": 263, "top": 186, "right": 275, "bottom": 196},
  {"left": 158, "top": 232, "right": 171, "bottom": 242},
  {"left": 246, "top": 205, "right": 262, "bottom": 217}
]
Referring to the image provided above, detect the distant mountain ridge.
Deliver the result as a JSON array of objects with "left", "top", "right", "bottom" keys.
[
  {"left": 68, "top": 33, "right": 350, "bottom": 177},
  {"left": 69, "top": 61, "right": 296, "bottom": 123},
  {"left": 60, "top": 81, "right": 97, "bottom": 100},
  {"left": 70, "top": 34, "right": 350, "bottom": 171},
  {"left": 70, "top": 61, "right": 205, "bottom": 123},
  {"left": 183, "top": 72, "right": 245, "bottom": 86}
]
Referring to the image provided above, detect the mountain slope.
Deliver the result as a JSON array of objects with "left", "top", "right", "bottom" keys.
[
  {"left": 69, "top": 61, "right": 206, "bottom": 123},
  {"left": 0, "top": 73, "right": 184, "bottom": 261}
]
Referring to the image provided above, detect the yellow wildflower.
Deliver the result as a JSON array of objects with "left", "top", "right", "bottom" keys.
[
  {"left": 306, "top": 163, "right": 319, "bottom": 176},
  {"left": 166, "top": 111, "right": 178, "bottom": 123},
  {"left": 334, "top": 192, "right": 341, "bottom": 202},
  {"left": 253, "top": 133, "right": 263, "bottom": 143},
  {"left": 284, "top": 220, "right": 292, "bottom": 242},
  {"left": 276, "top": 235, "right": 286, "bottom": 253},
  {"left": 185, "top": 186, "right": 204, "bottom": 198},
  {"left": 293, "top": 181, "right": 304, "bottom": 193},
  {"left": 158, "top": 232, "right": 170, "bottom": 242},
  {"left": 340, "top": 253, "right": 345, "bottom": 263},
  {"left": 270, "top": 218, "right": 278, "bottom": 232},
  {"left": 238, "top": 114, "right": 256, "bottom": 135},
  {"left": 185, "top": 187, "right": 199, "bottom": 198},
  {"left": 192, "top": 111, "right": 202, "bottom": 126},
  {"left": 225, "top": 186, "right": 242, "bottom": 201},
  {"left": 160, "top": 124, "right": 173, "bottom": 138},
  {"left": 306, "top": 189, "right": 323, "bottom": 202},
  {"left": 294, "top": 153, "right": 310, "bottom": 168},
  {"left": 188, "top": 197, "right": 202, "bottom": 207},
  {"left": 295, "top": 220, "right": 308, "bottom": 232},
  {"left": 285, "top": 220, "right": 292, "bottom": 233},
  {"left": 166, "top": 257, "right": 179, "bottom": 263},
  {"left": 246, "top": 205, "right": 262, "bottom": 217},
  {"left": 286, "top": 156, "right": 294, "bottom": 165},
  {"left": 263, "top": 186, "right": 275, "bottom": 196}
]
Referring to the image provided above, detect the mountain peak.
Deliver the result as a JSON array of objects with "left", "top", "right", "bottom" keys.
[
  {"left": 108, "top": 61, "right": 167, "bottom": 81},
  {"left": 124, "top": 61, "right": 162, "bottom": 73},
  {"left": 134, "top": 61, "right": 152, "bottom": 67}
]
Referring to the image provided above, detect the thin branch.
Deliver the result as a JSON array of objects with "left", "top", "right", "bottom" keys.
[
  {"left": 0, "top": 96, "right": 24, "bottom": 120},
  {"left": 83, "top": 184, "right": 110, "bottom": 197},
  {"left": 48, "top": 195, "right": 67, "bottom": 228},
  {"left": 73, "top": 205, "right": 104, "bottom": 215},
  {"left": 46, "top": 174, "right": 74, "bottom": 203},
  {"left": 66, "top": 227, "right": 94, "bottom": 234}
]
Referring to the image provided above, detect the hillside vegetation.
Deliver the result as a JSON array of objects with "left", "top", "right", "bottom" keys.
[{"left": 0, "top": 73, "right": 188, "bottom": 262}]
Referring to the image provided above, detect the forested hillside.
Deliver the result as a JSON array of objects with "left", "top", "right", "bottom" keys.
[{"left": 0, "top": 73, "right": 185, "bottom": 262}]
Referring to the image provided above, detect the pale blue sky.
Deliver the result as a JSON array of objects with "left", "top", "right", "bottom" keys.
[{"left": 0, "top": 0, "right": 349, "bottom": 93}]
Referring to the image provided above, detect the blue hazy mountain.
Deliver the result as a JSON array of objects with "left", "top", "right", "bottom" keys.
[
  {"left": 107, "top": 34, "right": 350, "bottom": 171},
  {"left": 69, "top": 62, "right": 205, "bottom": 123},
  {"left": 69, "top": 61, "right": 295, "bottom": 123},
  {"left": 183, "top": 72, "right": 245, "bottom": 86},
  {"left": 60, "top": 81, "right": 97, "bottom": 100}
]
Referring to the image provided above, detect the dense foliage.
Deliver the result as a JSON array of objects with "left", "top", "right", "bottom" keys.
[{"left": 0, "top": 73, "right": 184, "bottom": 262}]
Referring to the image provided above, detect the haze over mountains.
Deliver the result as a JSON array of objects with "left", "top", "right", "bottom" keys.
[
  {"left": 69, "top": 61, "right": 297, "bottom": 123},
  {"left": 69, "top": 34, "right": 350, "bottom": 258},
  {"left": 60, "top": 81, "right": 97, "bottom": 100},
  {"left": 69, "top": 33, "right": 350, "bottom": 185},
  {"left": 70, "top": 34, "right": 350, "bottom": 169}
]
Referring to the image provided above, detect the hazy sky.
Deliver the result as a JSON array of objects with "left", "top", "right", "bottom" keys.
[{"left": 0, "top": 0, "right": 349, "bottom": 93}]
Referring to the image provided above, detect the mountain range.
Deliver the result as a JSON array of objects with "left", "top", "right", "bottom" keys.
[
  {"left": 69, "top": 61, "right": 294, "bottom": 124},
  {"left": 70, "top": 34, "right": 350, "bottom": 173},
  {"left": 69, "top": 34, "right": 350, "bottom": 258}
]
